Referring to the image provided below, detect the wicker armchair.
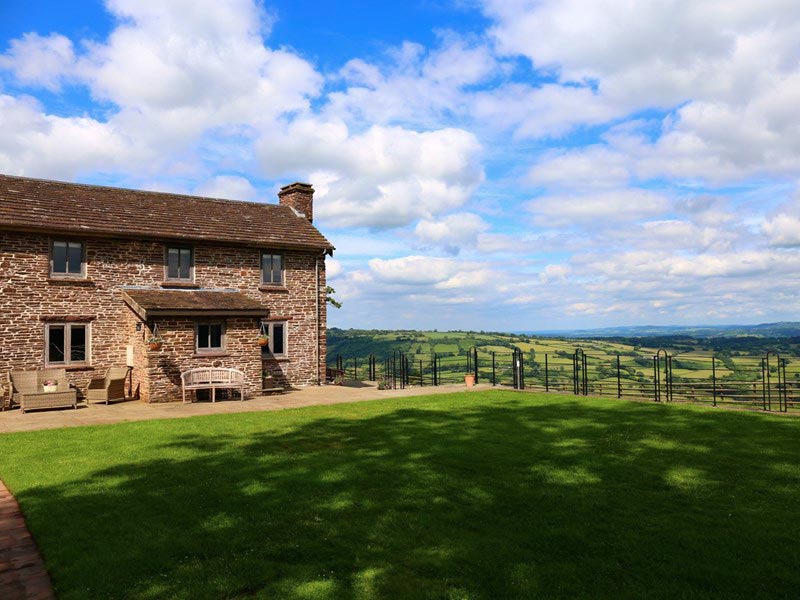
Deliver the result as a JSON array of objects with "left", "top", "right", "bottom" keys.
[
  {"left": 86, "top": 367, "right": 130, "bottom": 405},
  {"left": 9, "top": 369, "right": 78, "bottom": 414}
]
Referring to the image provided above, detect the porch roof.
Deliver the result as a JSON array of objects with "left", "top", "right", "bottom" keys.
[{"left": 122, "top": 288, "right": 269, "bottom": 319}]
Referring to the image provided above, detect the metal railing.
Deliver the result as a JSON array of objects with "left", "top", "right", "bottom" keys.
[{"left": 328, "top": 347, "right": 797, "bottom": 413}]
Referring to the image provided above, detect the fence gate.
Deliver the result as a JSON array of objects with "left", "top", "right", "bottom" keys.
[
  {"left": 512, "top": 348, "right": 525, "bottom": 389},
  {"left": 573, "top": 348, "right": 588, "bottom": 395},
  {"left": 653, "top": 349, "right": 673, "bottom": 402},
  {"left": 762, "top": 352, "right": 788, "bottom": 412}
]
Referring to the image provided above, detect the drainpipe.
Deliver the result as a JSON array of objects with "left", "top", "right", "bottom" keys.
[{"left": 315, "top": 251, "right": 326, "bottom": 385}]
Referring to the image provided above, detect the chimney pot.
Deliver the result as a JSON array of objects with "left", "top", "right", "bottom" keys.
[{"left": 278, "top": 182, "right": 314, "bottom": 223}]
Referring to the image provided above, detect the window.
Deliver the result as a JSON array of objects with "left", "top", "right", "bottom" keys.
[
  {"left": 51, "top": 240, "right": 85, "bottom": 277},
  {"left": 165, "top": 246, "right": 193, "bottom": 281},
  {"left": 196, "top": 322, "right": 224, "bottom": 353},
  {"left": 261, "top": 252, "right": 283, "bottom": 285},
  {"left": 45, "top": 323, "right": 89, "bottom": 366},
  {"left": 261, "top": 321, "right": 287, "bottom": 358}
]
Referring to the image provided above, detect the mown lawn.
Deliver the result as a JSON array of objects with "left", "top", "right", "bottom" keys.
[{"left": 1, "top": 391, "right": 799, "bottom": 599}]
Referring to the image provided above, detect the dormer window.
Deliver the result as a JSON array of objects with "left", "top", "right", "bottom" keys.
[
  {"left": 50, "top": 240, "right": 85, "bottom": 278},
  {"left": 165, "top": 246, "right": 193, "bottom": 281},
  {"left": 261, "top": 252, "right": 284, "bottom": 286}
]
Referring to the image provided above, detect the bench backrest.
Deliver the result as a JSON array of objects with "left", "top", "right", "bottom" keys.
[
  {"left": 182, "top": 368, "right": 244, "bottom": 386},
  {"left": 10, "top": 369, "right": 68, "bottom": 393}
]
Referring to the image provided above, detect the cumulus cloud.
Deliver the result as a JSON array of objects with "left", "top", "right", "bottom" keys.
[
  {"left": 483, "top": 0, "right": 800, "bottom": 181},
  {"left": 527, "top": 146, "right": 631, "bottom": 190},
  {"left": 328, "top": 34, "right": 499, "bottom": 126},
  {"left": 0, "top": 94, "right": 139, "bottom": 179},
  {"left": 0, "top": 33, "right": 76, "bottom": 90},
  {"left": 259, "top": 120, "right": 483, "bottom": 229},
  {"left": 527, "top": 189, "right": 669, "bottom": 227},
  {"left": 762, "top": 215, "right": 800, "bottom": 247},
  {"left": 472, "top": 83, "right": 620, "bottom": 139},
  {"left": 193, "top": 175, "right": 258, "bottom": 201},
  {"left": 414, "top": 213, "right": 489, "bottom": 253}
]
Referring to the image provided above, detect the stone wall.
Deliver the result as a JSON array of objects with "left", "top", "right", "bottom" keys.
[{"left": 0, "top": 230, "right": 328, "bottom": 402}]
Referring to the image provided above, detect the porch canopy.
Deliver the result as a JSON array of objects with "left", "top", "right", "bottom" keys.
[{"left": 122, "top": 288, "right": 269, "bottom": 320}]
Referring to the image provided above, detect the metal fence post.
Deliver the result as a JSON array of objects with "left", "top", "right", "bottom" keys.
[
  {"left": 616, "top": 354, "right": 621, "bottom": 398},
  {"left": 712, "top": 356, "right": 717, "bottom": 407},
  {"left": 545, "top": 353, "right": 549, "bottom": 392}
]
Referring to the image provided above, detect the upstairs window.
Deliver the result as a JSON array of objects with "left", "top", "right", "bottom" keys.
[
  {"left": 196, "top": 322, "right": 224, "bottom": 353},
  {"left": 261, "top": 252, "right": 283, "bottom": 286},
  {"left": 165, "top": 246, "right": 193, "bottom": 281},
  {"left": 261, "top": 321, "right": 287, "bottom": 358},
  {"left": 51, "top": 240, "right": 85, "bottom": 278},
  {"left": 45, "top": 323, "right": 89, "bottom": 366}
]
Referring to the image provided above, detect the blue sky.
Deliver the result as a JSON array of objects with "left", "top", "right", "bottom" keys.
[{"left": 2, "top": 0, "right": 800, "bottom": 331}]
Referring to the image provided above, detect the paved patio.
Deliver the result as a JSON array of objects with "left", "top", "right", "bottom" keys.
[{"left": 0, "top": 382, "right": 488, "bottom": 434}]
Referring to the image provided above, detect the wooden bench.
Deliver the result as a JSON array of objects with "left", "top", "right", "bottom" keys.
[{"left": 181, "top": 368, "right": 246, "bottom": 403}]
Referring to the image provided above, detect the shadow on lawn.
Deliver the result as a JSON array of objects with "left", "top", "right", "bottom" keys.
[{"left": 12, "top": 396, "right": 800, "bottom": 599}]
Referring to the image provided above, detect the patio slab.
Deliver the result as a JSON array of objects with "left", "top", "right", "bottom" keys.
[{"left": 0, "top": 382, "right": 488, "bottom": 434}]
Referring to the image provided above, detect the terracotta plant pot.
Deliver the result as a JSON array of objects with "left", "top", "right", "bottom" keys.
[{"left": 464, "top": 374, "right": 476, "bottom": 388}]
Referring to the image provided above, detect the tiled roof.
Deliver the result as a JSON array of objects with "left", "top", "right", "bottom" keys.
[
  {"left": 0, "top": 174, "right": 334, "bottom": 252},
  {"left": 122, "top": 288, "right": 269, "bottom": 319}
]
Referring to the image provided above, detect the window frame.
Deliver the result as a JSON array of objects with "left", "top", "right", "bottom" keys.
[
  {"left": 195, "top": 321, "right": 226, "bottom": 354},
  {"left": 260, "top": 251, "right": 285, "bottom": 286},
  {"left": 261, "top": 321, "right": 288, "bottom": 358},
  {"left": 44, "top": 322, "right": 91, "bottom": 367},
  {"left": 49, "top": 239, "right": 86, "bottom": 279},
  {"left": 164, "top": 245, "right": 195, "bottom": 282}
]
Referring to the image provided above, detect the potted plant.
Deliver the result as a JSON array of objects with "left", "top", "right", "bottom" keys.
[
  {"left": 148, "top": 324, "right": 163, "bottom": 351},
  {"left": 464, "top": 373, "right": 476, "bottom": 388},
  {"left": 257, "top": 322, "right": 270, "bottom": 346},
  {"left": 42, "top": 379, "right": 58, "bottom": 393}
]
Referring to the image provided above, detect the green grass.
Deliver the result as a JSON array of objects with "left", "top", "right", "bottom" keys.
[{"left": 1, "top": 391, "right": 799, "bottom": 599}]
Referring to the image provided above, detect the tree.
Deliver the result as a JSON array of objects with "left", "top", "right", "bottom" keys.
[{"left": 325, "top": 285, "right": 342, "bottom": 309}]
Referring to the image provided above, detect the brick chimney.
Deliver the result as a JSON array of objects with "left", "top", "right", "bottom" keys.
[{"left": 278, "top": 182, "right": 314, "bottom": 223}]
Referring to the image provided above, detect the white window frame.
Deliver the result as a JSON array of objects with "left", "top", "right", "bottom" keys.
[
  {"left": 260, "top": 252, "right": 284, "bottom": 286},
  {"left": 44, "top": 322, "right": 91, "bottom": 366},
  {"left": 164, "top": 245, "right": 194, "bottom": 282},
  {"left": 261, "top": 321, "right": 288, "bottom": 358},
  {"left": 50, "top": 240, "right": 86, "bottom": 278},
  {"left": 195, "top": 321, "right": 225, "bottom": 353}
]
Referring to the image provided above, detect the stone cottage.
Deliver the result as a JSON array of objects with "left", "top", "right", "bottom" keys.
[{"left": 0, "top": 174, "right": 334, "bottom": 402}]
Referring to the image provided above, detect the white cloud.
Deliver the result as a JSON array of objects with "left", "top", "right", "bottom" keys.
[
  {"left": 0, "top": 0, "right": 321, "bottom": 178},
  {"left": 0, "top": 33, "right": 76, "bottom": 90},
  {"left": 527, "top": 146, "right": 630, "bottom": 190},
  {"left": 259, "top": 120, "right": 483, "bottom": 229},
  {"left": 527, "top": 189, "right": 669, "bottom": 227},
  {"left": 414, "top": 212, "right": 489, "bottom": 253},
  {"left": 762, "top": 214, "right": 800, "bottom": 247},
  {"left": 472, "top": 83, "right": 619, "bottom": 139},
  {"left": 0, "top": 94, "right": 139, "bottom": 179},
  {"left": 325, "top": 258, "right": 344, "bottom": 279},
  {"left": 483, "top": 0, "right": 800, "bottom": 181},
  {"left": 327, "top": 35, "right": 499, "bottom": 126},
  {"left": 193, "top": 175, "right": 257, "bottom": 201}
]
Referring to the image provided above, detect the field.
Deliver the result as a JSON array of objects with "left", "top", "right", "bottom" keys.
[
  {"left": 329, "top": 329, "right": 800, "bottom": 409},
  {"left": 1, "top": 391, "right": 799, "bottom": 598}
]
